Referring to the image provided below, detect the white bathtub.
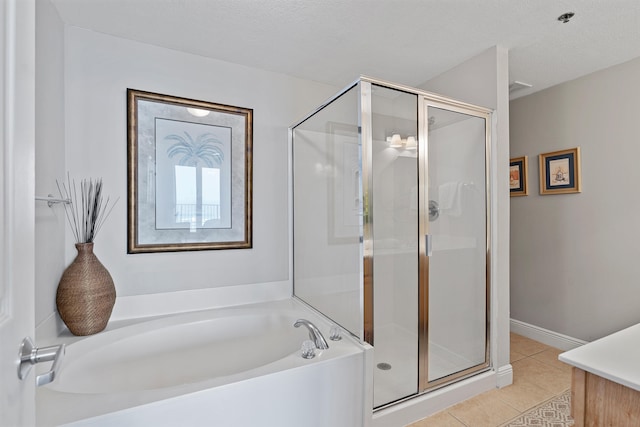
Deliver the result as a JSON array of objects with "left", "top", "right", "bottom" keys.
[{"left": 36, "top": 299, "right": 371, "bottom": 427}]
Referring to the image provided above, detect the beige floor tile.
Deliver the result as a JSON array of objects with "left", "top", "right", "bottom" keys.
[
  {"left": 511, "top": 357, "right": 571, "bottom": 394},
  {"left": 530, "top": 347, "right": 573, "bottom": 373},
  {"left": 510, "top": 348, "right": 527, "bottom": 363},
  {"left": 406, "top": 336, "right": 570, "bottom": 427},
  {"left": 495, "top": 379, "right": 556, "bottom": 412},
  {"left": 448, "top": 390, "right": 519, "bottom": 427},
  {"left": 510, "top": 333, "right": 552, "bottom": 356},
  {"left": 406, "top": 410, "right": 466, "bottom": 427}
]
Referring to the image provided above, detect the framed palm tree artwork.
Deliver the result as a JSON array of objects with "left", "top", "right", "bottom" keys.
[{"left": 127, "top": 89, "right": 252, "bottom": 253}]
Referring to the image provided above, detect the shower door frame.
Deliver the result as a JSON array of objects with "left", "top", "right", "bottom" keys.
[{"left": 417, "top": 95, "right": 492, "bottom": 393}]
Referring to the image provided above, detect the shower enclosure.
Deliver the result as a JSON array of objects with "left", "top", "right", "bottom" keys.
[{"left": 290, "top": 77, "right": 491, "bottom": 409}]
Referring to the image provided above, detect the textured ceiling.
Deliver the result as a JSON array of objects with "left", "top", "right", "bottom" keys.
[{"left": 51, "top": 0, "right": 640, "bottom": 99}]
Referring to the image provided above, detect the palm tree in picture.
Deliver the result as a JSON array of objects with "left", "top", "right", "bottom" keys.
[{"left": 166, "top": 131, "right": 225, "bottom": 227}]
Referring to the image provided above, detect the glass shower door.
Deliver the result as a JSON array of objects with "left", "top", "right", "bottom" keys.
[{"left": 421, "top": 104, "right": 489, "bottom": 387}]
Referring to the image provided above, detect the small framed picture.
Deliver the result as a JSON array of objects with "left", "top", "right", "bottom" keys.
[
  {"left": 510, "top": 156, "right": 528, "bottom": 196},
  {"left": 539, "top": 147, "right": 581, "bottom": 195}
]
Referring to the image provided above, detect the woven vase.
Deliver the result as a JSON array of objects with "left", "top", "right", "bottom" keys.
[{"left": 56, "top": 243, "right": 116, "bottom": 336}]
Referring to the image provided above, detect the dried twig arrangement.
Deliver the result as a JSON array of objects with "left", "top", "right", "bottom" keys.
[{"left": 57, "top": 174, "right": 119, "bottom": 243}]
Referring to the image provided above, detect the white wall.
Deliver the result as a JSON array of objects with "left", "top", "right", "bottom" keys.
[
  {"left": 36, "top": 25, "right": 338, "bottom": 324},
  {"left": 35, "top": 0, "right": 66, "bottom": 325},
  {"left": 422, "top": 46, "right": 512, "bottom": 385},
  {"left": 510, "top": 56, "right": 640, "bottom": 342}
]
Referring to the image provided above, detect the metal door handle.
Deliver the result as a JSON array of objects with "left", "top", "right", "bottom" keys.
[
  {"left": 18, "top": 337, "right": 65, "bottom": 386},
  {"left": 425, "top": 234, "right": 433, "bottom": 256}
]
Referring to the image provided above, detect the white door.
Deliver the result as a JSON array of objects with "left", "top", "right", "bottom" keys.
[{"left": 1, "top": 0, "right": 37, "bottom": 425}]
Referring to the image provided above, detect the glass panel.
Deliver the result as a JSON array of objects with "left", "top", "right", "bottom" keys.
[
  {"left": 371, "top": 85, "right": 419, "bottom": 407},
  {"left": 292, "top": 85, "right": 362, "bottom": 337},
  {"left": 426, "top": 106, "right": 487, "bottom": 382}
]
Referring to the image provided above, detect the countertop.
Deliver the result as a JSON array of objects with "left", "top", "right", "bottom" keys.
[{"left": 559, "top": 323, "right": 640, "bottom": 392}]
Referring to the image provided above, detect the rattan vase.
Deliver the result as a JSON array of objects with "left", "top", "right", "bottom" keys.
[{"left": 56, "top": 243, "right": 116, "bottom": 336}]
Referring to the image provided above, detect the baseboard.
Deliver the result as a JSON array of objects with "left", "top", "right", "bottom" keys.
[
  {"left": 496, "top": 364, "right": 513, "bottom": 388},
  {"left": 510, "top": 319, "right": 587, "bottom": 351}
]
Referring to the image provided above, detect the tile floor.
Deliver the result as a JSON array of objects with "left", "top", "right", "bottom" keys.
[{"left": 406, "top": 333, "right": 573, "bottom": 427}]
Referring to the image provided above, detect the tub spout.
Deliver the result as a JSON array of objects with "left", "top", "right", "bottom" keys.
[{"left": 294, "top": 319, "right": 329, "bottom": 350}]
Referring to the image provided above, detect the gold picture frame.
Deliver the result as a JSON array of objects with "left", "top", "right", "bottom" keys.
[
  {"left": 539, "top": 147, "right": 581, "bottom": 195},
  {"left": 127, "top": 89, "right": 253, "bottom": 253},
  {"left": 510, "top": 156, "right": 528, "bottom": 197}
]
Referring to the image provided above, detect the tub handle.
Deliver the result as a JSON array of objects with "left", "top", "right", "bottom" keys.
[{"left": 18, "top": 337, "right": 66, "bottom": 386}]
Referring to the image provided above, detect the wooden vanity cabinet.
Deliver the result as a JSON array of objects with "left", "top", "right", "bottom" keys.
[{"left": 571, "top": 367, "right": 640, "bottom": 426}]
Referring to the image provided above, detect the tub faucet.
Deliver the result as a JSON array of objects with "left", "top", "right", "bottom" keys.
[{"left": 294, "top": 319, "right": 329, "bottom": 350}]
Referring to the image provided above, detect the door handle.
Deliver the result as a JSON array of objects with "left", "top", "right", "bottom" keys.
[
  {"left": 18, "top": 337, "right": 65, "bottom": 386},
  {"left": 425, "top": 234, "right": 433, "bottom": 256}
]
